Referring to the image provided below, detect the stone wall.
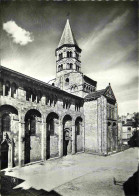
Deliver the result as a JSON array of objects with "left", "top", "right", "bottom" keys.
[
  {"left": 76, "top": 135, "right": 83, "bottom": 152},
  {"left": 84, "top": 100, "right": 98, "bottom": 154},
  {"left": 0, "top": 86, "right": 84, "bottom": 168}
]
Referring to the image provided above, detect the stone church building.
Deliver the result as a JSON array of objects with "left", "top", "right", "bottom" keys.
[{"left": 0, "top": 19, "right": 118, "bottom": 170}]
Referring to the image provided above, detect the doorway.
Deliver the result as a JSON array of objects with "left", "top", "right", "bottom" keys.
[
  {"left": 1, "top": 140, "right": 9, "bottom": 169},
  {"left": 63, "top": 128, "right": 72, "bottom": 156}
]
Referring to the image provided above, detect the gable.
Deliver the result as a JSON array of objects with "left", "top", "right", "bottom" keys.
[{"left": 104, "top": 86, "right": 116, "bottom": 101}]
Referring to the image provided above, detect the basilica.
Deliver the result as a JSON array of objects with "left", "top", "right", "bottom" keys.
[{"left": 0, "top": 19, "right": 118, "bottom": 170}]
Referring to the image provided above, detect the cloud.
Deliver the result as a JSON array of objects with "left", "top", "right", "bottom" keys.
[{"left": 3, "top": 21, "right": 34, "bottom": 45}]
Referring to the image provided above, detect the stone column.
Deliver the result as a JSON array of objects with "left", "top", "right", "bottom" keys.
[
  {"left": 59, "top": 119, "right": 63, "bottom": 157},
  {"left": 9, "top": 139, "right": 14, "bottom": 168},
  {"left": 8, "top": 144, "right": 12, "bottom": 168},
  {"left": 82, "top": 122, "right": 85, "bottom": 152},
  {"left": 15, "top": 88, "right": 18, "bottom": 98},
  {"left": 30, "top": 95, "right": 32, "bottom": 102},
  {"left": 3, "top": 84, "right": 5, "bottom": 96},
  {"left": 41, "top": 117, "right": 46, "bottom": 161},
  {"left": 41, "top": 96, "right": 46, "bottom": 106},
  {"left": 10, "top": 116, "right": 14, "bottom": 168},
  {"left": 9, "top": 87, "right": 11, "bottom": 97},
  {"left": 36, "top": 96, "right": 38, "bottom": 103},
  {"left": 72, "top": 121, "right": 76, "bottom": 155},
  {"left": 18, "top": 113, "right": 25, "bottom": 167},
  {"left": 110, "top": 124, "right": 113, "bottom": 152}
]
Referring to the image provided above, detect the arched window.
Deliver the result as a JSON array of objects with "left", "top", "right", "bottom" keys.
[
  {"left": 76, "top": 65, "right": 80, "bottom": 71},
  {"left": 52, "top": 83, "right": 55, "bottom": 86},
  {"left": 58, "top": 65, "right": 61, "bottom": 72},
  {"left": 5, "top": 81, "right": 10, "bottom": 96},
  {"left": 69, "top": 51, "right": 72, "bottom": 57},
  {"left": 26, "top": 88, "right": 32, "bottom": 101},
  {"left": 11, "top": 83, "right": 17, "bottom": 98},
  {"left": 59, "top": 53, "right": 63, "bottom": 60},
  {"left": 108, "top": 122, "right": 111, "bottom": 126},
  {"left": 37, "top": 90, "right": 42, "bottom": 103},
  {"left": 67, "top": 51, "right": 72, "bottom": 58},
  {"left": 65, "top": 78, "right": 69, "bottom": 83},
  {"left": 75, "top": 117, "right": 82, "bottom": 135},
  {"left": 67, "top": 63, "right": 70, "bottom": 69},
  {"left": 76, "top": 53, "right": 79, "bottom": 60},
  {"left": 61, "top": 64, "right": 63, "bottom": 70},
  {"left": 67, "top": 51, "right": 70, "bottom": 58},
  {"left": 2, "top": 114, "right": 10, "bottom": 132},
  {"left": 70, "top": 63, "right": 73, "bottom": 69}
]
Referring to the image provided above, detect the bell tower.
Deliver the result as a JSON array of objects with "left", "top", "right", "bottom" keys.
[
  {"left": 55, "top": 19, "right": 82, "bottom": 77},
  {"left": 49, "top": 19, "right": 96, "bottom": 98}
]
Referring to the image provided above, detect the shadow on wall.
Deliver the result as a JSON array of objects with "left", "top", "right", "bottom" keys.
[
  {"left": 123, "top": 167, "right": 138, "bottom": 196},
  {"left": 1, "top": 171, "right": 62, "bottom": 196}
]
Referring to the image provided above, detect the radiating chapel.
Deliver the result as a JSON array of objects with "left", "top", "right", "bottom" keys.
[{"left": 0, "top": 19, "right": 118, "bottom": 170}]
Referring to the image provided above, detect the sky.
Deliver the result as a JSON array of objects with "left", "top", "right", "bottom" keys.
[{"left": 0, "top": 1, "right": 138, "bottom": 116}]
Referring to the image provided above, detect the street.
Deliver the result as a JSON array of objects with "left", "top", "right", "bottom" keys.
[{"left": 2, "top": 148, "right": 138, "bottom": 196}]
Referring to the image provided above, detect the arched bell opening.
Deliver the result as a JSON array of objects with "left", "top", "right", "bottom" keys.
[
  {"left": 63, "top": 115, "right": 72, "bottom": 156},
  {"left": 46, "top": 112, "right": 59, "bottom": 159},
  {"left": 24, "top": 109, "right": 41, "bottom": 164}
]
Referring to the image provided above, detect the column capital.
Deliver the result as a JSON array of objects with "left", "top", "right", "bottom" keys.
[
  {"left": 58, "top": 117, "right": 63, "bottom": 125},
  {"left": 3, "top": 84, "right": 5, "bottom": 96},
  {"left": 72, "top": 119, "right": 76, "bottom": 126},
  {"left": 18, "top": 113, "right": 25, "bottom": 123}
]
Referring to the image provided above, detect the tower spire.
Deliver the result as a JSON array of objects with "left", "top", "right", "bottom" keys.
[{"left": 58, "top": 19, "right": 79, "bottom": 48}]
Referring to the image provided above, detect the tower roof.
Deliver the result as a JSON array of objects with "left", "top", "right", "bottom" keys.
[{"left": 58, "top": 19, "right": 79, "bottom": 48}]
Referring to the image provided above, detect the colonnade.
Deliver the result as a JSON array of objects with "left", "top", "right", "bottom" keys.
[{"left": 0, "top": 107, "right": 84, "bottom": 169}]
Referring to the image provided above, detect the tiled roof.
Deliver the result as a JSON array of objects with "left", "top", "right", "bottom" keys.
[
  {"left": 58, "top": 19, "right": 79, "bottom": 48},
  {"left": 83, "top": 75, "right": 97, "bottom": 87},
  {"left": 85, "top": 88, "right": 106, "bottom": 100},
  {"left": 84, "top": 84, "right": 116, "bottom": 103},
  {"left": 123, "top": 121, "right": 133, "bottom": 126}
]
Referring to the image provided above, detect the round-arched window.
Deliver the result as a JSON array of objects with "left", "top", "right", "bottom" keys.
[{"left": 65, "top": 78, "right": 69, "bottom": 83}]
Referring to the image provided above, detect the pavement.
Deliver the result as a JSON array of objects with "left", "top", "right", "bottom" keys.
[{"left": 1, "top": 147, "right": 138, "bottom": 196}]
